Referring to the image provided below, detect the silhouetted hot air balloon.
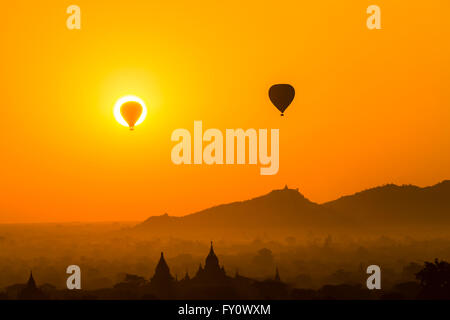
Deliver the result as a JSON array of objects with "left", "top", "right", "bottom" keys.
[
  {"left": 120, "top": 101, "right": 143, "bottom": 130},
  {"left": 269, "top": 84, "right": 295, "bottom": 116}
]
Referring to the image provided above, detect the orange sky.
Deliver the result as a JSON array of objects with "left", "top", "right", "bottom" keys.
[{"left": 1, "top": 1, "right": 449, "bottom": 223}]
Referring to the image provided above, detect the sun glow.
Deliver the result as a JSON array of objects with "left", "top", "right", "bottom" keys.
[{"left": 113, "top": 95, "right": 147, "bottom": 128}]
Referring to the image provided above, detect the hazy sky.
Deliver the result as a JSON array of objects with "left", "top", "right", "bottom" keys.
[{"left": 1, "top": 1, "right": 449, "bottom": 222}]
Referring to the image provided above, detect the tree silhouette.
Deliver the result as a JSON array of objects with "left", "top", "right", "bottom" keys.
[{"left": 416, "top": 259, "right": 450, "bottom": 299}]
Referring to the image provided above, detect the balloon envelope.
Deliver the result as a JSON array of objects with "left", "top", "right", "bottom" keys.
[
  {"left": 269, "top": 84, "right": 295, "bottom": 115},
  {"left": 120, "top": 101, "right": 143, "bottom": 130}
]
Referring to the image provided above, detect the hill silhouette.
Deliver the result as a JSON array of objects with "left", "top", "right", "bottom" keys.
[
  {"left": 135, "top": 181, "right": 450, "bottom": 238},
  {"left": 324, "top": 180, "right": 450, "bottom": 231}
]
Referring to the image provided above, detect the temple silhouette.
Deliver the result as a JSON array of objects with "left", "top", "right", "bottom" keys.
[
  {"left": 17, "top": 272, "right": 47, "bottom": 300},
  {"left": 148, "top": 242, "right": 285, "bottom": 299},
  {"left": 6, "top": 242, "right": 285, "bottom": 300},
  {"left": 193, "top": 242, "right": 227, "bottom": 282},
  {"left": 151, "top": 242, "right": 227, "bottom": 287},
  {"left": 3, "top": 245, "right": 449, "bottom": 300}
]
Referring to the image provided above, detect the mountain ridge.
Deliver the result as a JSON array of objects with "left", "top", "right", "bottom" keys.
[{"left": 135, "top": 180, "right": 450, "bottom": 237}]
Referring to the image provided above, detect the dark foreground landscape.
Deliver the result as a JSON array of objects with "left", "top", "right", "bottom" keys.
[{"left": 1, "top": 182, "right": 450, "bottom": 300}]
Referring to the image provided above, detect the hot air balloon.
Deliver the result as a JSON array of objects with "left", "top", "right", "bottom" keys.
[
  {"left": 120, "top": 101, "right": 143, "bottom": 130},
  {"left": 113, "top": 95, "right": 147, "bottom": 130},
  {"left": 269, "top": 84, "right": 295, "bottom": 116}
]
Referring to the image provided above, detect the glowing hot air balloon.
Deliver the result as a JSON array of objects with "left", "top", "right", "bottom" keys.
[
  {"left": 120, "top": 101, "right": 142, "bottom": 130},
  {"left": 114, "top": 95, "right": 147, "bottom": 130},
  {"left": 269, "top": 84, "right": 295, "bottom": 116}
]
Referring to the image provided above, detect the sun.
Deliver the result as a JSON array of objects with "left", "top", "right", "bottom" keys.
[{"left": 113, "top": 95, "right": 147, "bottom": 128}]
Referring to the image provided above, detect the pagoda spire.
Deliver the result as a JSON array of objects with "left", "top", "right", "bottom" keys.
[
  {"left": 27, "top": 271, "right": 37, "bottom": 288},
  {"left": 151, "top": 251, "right": 173, "bottom": 283},
  {"left": 275, "top": 267, "right": 281, "bottom": 281}
]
